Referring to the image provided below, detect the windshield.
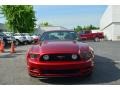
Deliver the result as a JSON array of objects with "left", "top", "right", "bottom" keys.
[
  {"left": 22, "top": 33, "right": 30, "bottom": 36},
  {"left": 4, "top": 32, "right": 13, "bottom": 36},
  {"left": 40, "top": 31, "right": 78, "bottom": 41},
  {"left": 0, "top": 32, "right": 7, "bottom": 36},
  {"left": 14, "top": 33, "right": 24, "bottom": 36}
]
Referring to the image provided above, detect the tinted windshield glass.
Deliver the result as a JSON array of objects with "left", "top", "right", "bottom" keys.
[
  {"left": 40, "top": 31, "right": 78, "bottom": 41},
  {"left": 22, "top": 33, "right": 29, "bottom": 36},
  {"left": 4, "top": 32, "right": 13, "bottom": 36},
  {"left": 0, "top": 32, "right": 6, "bottom": 36},
  {"left": 14, "top": 33, "right": 23, "bottom": 36}
]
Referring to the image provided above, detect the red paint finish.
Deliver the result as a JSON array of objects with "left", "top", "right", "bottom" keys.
[
  {"left": 79, "top": 32, "right": 104, "bottom": 40},
  {"left": 26, "top": 41, "right": 94, "bottom": 77}
]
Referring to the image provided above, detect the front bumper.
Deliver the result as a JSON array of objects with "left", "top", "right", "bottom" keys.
[{"left": 27, "top": 59, "right": 94, "bottom": 77}]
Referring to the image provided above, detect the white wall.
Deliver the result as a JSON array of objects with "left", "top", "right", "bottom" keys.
[
  {"left": 100, "top": 6, "right": 112, "bottom": 30},
  {"left": 100, "top": 5, "right": 120, "bottom": 41},
  {"left": 112, "top": 6, "right": 120, "bottom": 22},
  {"left": 100, "top": 6, "right": 120, "bottom": 30},
  {"left": 101, "top": 23, "right": 120, "bottom": 41},
  {"left": 102, "top": 24, "right": 114, "bottom": 40},
  {"left": 113, "top": 23, "right": 120, "bottom": 40},
  {"left": 91, "top": 29, "right": 102, "bottom": 33}
]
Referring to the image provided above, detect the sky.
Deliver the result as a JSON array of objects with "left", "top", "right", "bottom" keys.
[{"left": 0, "top": 5, "right": 107, "bottom": 29}]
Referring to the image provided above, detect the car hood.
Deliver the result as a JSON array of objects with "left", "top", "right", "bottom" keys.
[{"left": 29, "top": 41, "right": 89, "bottom": 54}]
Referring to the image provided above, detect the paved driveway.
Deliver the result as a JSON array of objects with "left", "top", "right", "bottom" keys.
[{"left": 0, "top": 41, "right": 120, "bottom": 85}]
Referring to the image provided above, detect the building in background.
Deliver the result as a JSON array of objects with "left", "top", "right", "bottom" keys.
[
  {"left": 100, "top": 5, "right": 120, "bottom": 41},
  {"left": 91, "top": 29, "right": 102, "bottom": 33},
  {"left": 34, "top": 26, "right": 69, "bottom": 35}
]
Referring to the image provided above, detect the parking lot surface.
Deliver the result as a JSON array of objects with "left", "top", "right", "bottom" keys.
[{"left": 0, "top": 41, "right": 120, "bottom": 85}]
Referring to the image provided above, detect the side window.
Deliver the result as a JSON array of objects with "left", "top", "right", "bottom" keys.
[
  {"left": 70, "top": 32, "right": 77, "bottom": 39},
  {"left": 40, "top": 33, "right": 47, "bottom": 41}
]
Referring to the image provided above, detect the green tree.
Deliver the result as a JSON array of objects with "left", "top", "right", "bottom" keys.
[
  {"left": 0, "top": 5, "right": 36, "bottom": 33},
  {"left": 74, "top": 25, "right": 83, "bottom": 32},
  {"left": 87, "top": 24, "right": 99, "bottom": 30},
  {"left": 43, "top": 22, "right": 49, "bottom": 26},
  {"left": 74, "top": 25, "right": 99, "bottom": 32},
  {"left": 40, "top": 22, "right": 52, "bottom": 27}
]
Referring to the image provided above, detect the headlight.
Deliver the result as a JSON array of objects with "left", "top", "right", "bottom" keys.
[
  {"left": 43, "top": 55, "right": 49, "bottom": 60},
  {"left": 29, "top": 54, "right": 39, "bottom": 59},
  {"left": 80, "top": 51, "right": 93, "bottom": 60},
  {"left": 71, "top": 54, "right": 78, "bottom": 60}
]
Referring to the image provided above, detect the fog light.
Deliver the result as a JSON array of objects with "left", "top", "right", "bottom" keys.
[
  {"left": 72, "top": 54, "right": 78, "bottom": 60},
  {"left": 43, "top": 55, "right": 49, "bottom": 60}
]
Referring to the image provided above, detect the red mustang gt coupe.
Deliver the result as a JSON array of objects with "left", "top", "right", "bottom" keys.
[{"left": 26, "top": 30, "right": 94, "bottom": 77}]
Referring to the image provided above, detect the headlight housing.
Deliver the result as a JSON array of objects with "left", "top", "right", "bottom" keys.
[
  {"left": 80, "top": 51, "right": 93, "bottom": 60},
  {"left": 29, "top": 54, "right": 39, "bottom": 59},
  {"left": 43, "top": 55, "right": 49, "bottom": 60}
]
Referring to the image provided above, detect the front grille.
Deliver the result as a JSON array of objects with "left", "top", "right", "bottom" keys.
[
  {"left": 42, "top": 69, "right": 80, "bottom": 74},
  {"left": 40, "top": 54, "right": 80, "bottom": 61}
]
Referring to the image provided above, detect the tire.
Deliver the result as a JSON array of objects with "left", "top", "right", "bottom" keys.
[{"left": 94, "top": 37, "right": 100, "bottom": 42}]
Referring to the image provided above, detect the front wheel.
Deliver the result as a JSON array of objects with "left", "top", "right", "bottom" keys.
[{"left": 94, "top": 37, "right": 100, "bottom": 42}]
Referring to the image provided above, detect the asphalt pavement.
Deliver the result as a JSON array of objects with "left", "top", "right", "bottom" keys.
[{"left": 0, "top": 41, "right": 120, "bottom": 85}]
